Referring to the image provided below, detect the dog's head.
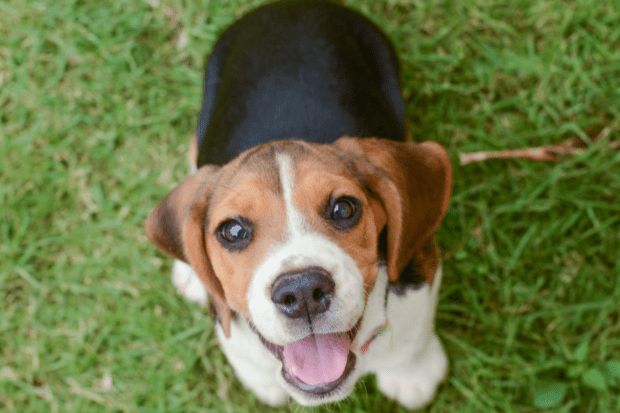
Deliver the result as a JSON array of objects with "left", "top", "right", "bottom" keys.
[{"left": 145, "top": 137, "right": 451, "bottom": 400}]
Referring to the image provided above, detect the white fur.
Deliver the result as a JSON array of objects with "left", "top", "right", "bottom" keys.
[
  {"left": 215, "top": 315, "right": 289, "bottom": 406},
  {"left": 276, "top": 153, "right": 307, "bottom": 237},
  {"left": 370, "top": 265, "right": 448, "bottom": 410},
  {"left": 171, "top": 259, "right": 208, "bottom": 307}
]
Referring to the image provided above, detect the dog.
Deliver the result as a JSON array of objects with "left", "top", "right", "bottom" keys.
[{"left": 145, "top": 0, "right": 452, "bottom": 408}]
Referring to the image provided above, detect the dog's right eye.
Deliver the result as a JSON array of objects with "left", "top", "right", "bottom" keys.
[{"left": 216, "top": 218, "right": 253, "bottom": 251}]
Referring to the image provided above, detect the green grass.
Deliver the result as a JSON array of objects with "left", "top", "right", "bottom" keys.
[{"left": 1, "top": 0, "right": 619, "bottom": 411}]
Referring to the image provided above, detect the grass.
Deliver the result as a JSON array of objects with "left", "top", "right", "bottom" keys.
[{"left": 1, "top": 0, "right": 619, "bottom": 411}]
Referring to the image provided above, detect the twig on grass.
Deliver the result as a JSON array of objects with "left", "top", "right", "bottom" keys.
[{"left": 459, "top": 127, "right": 618, "bottom": 165}]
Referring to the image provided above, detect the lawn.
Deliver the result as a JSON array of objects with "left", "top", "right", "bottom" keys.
[{"left": 1, "top": 0, "right": 619, "bottom": 412}]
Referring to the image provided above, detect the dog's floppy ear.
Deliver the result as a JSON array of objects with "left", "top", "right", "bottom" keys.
[
  {"left": 333, "top": 137, "right": 452, "bottom": 283},
  {"left": 145, "top": 165, "right": 233, "bottom": 337}
]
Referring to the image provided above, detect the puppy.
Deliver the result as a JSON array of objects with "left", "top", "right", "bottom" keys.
[{"left": 145, "top": 0, "right": 452, "bottom": 408}]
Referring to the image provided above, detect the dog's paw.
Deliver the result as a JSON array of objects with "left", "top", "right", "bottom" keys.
[
  {"left": 376, "top": 335, "right": 448, "bottom": 409},
  {"left": 171, "top": 259, "right": 208, "bottom": 306}
]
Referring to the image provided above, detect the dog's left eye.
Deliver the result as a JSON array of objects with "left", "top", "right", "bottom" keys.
[
  {"left": 332, "top": 198, "right": 355, "bottom": 220},
  {"left": 325, "top": 196, "right": 362, "bottom": 230},
  {"left": 216, "top": 218, "right": 253, "bottom": 250}
]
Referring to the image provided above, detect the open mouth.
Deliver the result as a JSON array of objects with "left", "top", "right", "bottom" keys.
[{"left": 252, "top": 320, "right": 361, "bottom": 396}]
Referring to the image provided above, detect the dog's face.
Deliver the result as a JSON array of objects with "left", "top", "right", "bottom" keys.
[{"left": 146, "top": 137, "right": 451, "bottom": 400}]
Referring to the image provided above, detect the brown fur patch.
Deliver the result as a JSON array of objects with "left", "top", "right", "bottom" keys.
[
  {"left": 331, "top": 137, "right": 452, "bottom": 283},
  {"left": 207, "top": 173, "right": 287, "bottom": 316}
]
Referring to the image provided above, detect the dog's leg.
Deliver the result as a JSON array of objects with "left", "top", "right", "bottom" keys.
[
  {"left": 375, "top": 333, "right": 448, "bottom": 409},
  {"left": 171, "top": 259, "right": 208, "bottom": 307},
  {"left": 173, "top": 259, "right": 288, "bottom": 405},
  {"left": 373, "top": 265, "right": 448, "bottom": 409},
  {"left": 216, "top": 323, "right": 289, "bottom": 406}
]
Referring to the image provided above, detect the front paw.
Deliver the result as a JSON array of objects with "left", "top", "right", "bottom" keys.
[
  {"left": 171, "top": 259, "right": 208, "bottom": 306},
  {"left": 376, "top": 335, "right": 448, "bottom": 409}
]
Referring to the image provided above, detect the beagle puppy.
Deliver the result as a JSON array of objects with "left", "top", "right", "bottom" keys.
[{"left": 145, "top": 0, "right": 452, "bottom": 409}]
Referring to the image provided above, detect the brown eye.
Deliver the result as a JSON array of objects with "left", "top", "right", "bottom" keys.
[
  {"left": 325, "top": 196, "right": 362, "bottom": 231},
  {"left": 331, "top": 198, "right": 355, "bottom": 220},
  {"left": 216, "top": 218, "right": 253, "bottom": 251}
]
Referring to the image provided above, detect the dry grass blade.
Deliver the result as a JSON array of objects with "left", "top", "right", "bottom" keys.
[{"left": 459, "top": 128, "right": 618, "bottom": 165}]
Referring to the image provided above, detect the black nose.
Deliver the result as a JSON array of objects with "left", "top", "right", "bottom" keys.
[{"left": 271, "top": 267, "right": 335, "bottom": 320}]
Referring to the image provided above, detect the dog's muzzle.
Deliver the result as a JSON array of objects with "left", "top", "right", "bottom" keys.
[{"left": 251, "top": 266, "right": 361, "bottom": 394}]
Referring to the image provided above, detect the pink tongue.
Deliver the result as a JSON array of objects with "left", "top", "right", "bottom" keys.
[{"left": 282, "top": 334, "right": 349, "bottom": 385}]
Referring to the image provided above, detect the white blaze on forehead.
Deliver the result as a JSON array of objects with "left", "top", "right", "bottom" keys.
[{"left": 276, "top": 152, "right": 306, "bottom": 237}]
